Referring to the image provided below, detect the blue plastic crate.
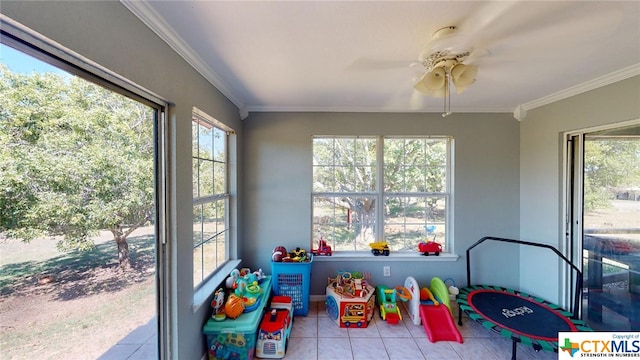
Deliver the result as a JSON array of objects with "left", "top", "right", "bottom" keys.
[{"left": 270, "top": 257, "right": 312, "bottom": 316}]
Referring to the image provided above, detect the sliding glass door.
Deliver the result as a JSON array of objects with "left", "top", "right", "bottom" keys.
[{"left": 567, "top": 123, "right": 640, "bottom": 331}]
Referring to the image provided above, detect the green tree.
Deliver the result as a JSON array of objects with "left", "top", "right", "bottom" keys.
[
  {"left": 584, "top": 138, "right": 640, "bottom": 211},
  {"left": 0, "top": 65, "right": 154, "bottom": 269}
]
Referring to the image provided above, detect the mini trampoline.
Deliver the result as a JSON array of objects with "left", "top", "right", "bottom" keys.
[{"left": 456, "top": 237, "right": 592, "bottom": 360}]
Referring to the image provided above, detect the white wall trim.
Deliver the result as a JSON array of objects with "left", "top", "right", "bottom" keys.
[{"left": 514, "top": 63, "right": 640, "bottom": 121}]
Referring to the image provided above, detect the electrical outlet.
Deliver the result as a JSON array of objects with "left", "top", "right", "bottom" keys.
[{"left": 383, "top": 266, "right": 390, "bottom": 277}]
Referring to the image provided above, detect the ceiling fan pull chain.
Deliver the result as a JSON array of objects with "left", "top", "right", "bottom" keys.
[{"left": 443, "top": 72, "right": 452, "bottom": 117}]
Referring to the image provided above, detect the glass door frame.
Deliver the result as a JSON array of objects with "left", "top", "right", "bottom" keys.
[{"left": 563, "top": 119, "right": 640, "bottom": 329}]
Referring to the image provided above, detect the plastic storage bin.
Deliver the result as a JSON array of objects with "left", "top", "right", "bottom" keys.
[
  {"left": 270, "top": 257, "right": 313, "bottom": 316},
  {"left": 203, "top": 276, "right": 272, "bottom": 360}
]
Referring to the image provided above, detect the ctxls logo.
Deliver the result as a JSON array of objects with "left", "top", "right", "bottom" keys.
[{"left": 558, "top": 332, "right": 640, "bottom": 359}]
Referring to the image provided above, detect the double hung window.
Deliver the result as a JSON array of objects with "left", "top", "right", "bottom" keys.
[
  {"left": 312, "top": 136, "right": 452, "bottom": 253},
  {"left": 192, "top": 108, "right": 233, "bottom": 287}
]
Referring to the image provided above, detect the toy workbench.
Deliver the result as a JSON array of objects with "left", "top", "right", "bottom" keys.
[{"left": 325, "top": 281, "right": 375, "bottom": 328}]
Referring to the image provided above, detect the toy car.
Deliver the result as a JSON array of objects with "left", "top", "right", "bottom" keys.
[
  {"left": 256, "top": 307, "right": 292, "bottom": 358},
  {"left": 369, "top": 242, "right": 390, "bottom": 256},
  {"left": 418, "top": 241, "right": 442, "bottom": 256},
  {"left": 311, "top": 238, "right": 332, "bottom": 256},
  {"left": 284, "top": 247, "right": 308, "bottom": 262},
  {"left": 376, "top": 285, "right": 402, "bottom": 324}
]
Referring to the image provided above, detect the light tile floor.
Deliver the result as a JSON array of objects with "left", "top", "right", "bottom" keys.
[{"left": 275, "top": 301, "right": 557, "bottom": 360}]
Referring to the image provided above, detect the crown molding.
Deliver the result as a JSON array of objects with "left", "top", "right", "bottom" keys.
[
  {"left": 514, "top": 63, "right": 640, "bottom": 121},
  {"left": 245, "top": 105, "right": 513, "bottom": 114},
  {"left": 122, "top": 1, "right": 639, "bottom": 121},
  {"left": 120, "top": 0, "right": 246, "bottom": 118}
]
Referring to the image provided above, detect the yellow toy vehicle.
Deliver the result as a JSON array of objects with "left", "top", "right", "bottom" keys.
[{"left": 369, "top": 242, "right": 390, "bottom": 256}]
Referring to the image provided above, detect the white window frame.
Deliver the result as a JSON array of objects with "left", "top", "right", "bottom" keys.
[
  {"left": 192, "top": 107, "right": 234, "bottom": 290},
  {"left": 312, "top": 135, "right": 453, "bottom": 254}
]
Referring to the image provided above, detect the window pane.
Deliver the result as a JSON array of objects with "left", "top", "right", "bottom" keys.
[
  {"left": 384, "top": 139, "right": 408, "bottom": 192},
  {"left": 384, "top": 138, "right": 448, "bottom": 193},
  {"left": 202, "top": 235, "right": 222, "bottom": 276},
  {"left": 313, "top": 137, "right": 376, "bottom": 193},
  {"left": 199, "top": 159, "right": 214, "bottom": 197},
  {"left": 312, "top": 138, "right": 334, "bottom": 166},
  {"left": 215, "top": 199, "right": 227, "bottom": 233},
  {"left": 193, "top": 204, "right": 203, "bottom": 247},
  {"left": 198, "top": 122, "right": 214, "bottom": 160},
  {"left": 312, "top": 195, "right": 376, "bottom": 251},
  {"left": 202, "top": 201, "right": 217, "bottom": 240},
  {"left": 214, "top": 161, "right": 226, "bottom": 194},
  {"left": 313, "top": 165, "right": 335, "bottom": 192},
  {"left": 384, "top": 196, "right": 447, "bottom": 251},
  {"left": 193, "top": 245, "right": 204, "bottom": 284},
  {"left": 192, "top": 121, "right": 199, "bottom": 155},
  {"left": 425, "top": 165, "right": 447, "bottom": 192},
  {"left": 192, "top": 158, "right": 199, "bottom": 198},
  {"left": 213, "top": 127, "right": 226, "bottom": 162},
  {"left": 193, "top": 245, "right": 203, "bottom": 286},
  {"left": 354, "top": 138, "right": 376, "bottom": 166},
  {"left": 426, "top": 138, "right": 447, "bottom": 166},
  {"left": 355, "top": 165, "right": 376, "bottom": 192}
]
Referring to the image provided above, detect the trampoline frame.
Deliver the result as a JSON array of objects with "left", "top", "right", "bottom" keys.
[{"left": 456, "top": 236, "right": 590, "bottom": 360}]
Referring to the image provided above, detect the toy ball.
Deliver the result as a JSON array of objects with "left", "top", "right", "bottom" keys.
[
  {"left": 224, "top": 294, "right": 245, "bottom": 319},
  {"left": 448, "top": 285, "right": 459, "bottom": 295},
  {"left": 272, "top": 246, "right": 287, "bottom": 262}
]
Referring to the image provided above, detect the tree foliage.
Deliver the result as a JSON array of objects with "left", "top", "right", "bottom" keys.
[
  {"left": 312, "top": 137, "right": 448, "bottom": 251},
  {"left": 584, "top": 138, "right": 640, "bottom": 211},
  {"left": 0, "top": 65, "right": 154, "bottom": 268}
]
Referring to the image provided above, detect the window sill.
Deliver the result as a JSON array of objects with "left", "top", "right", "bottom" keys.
[
  {"left": 312, "top": 252, "right": 459, "bottom": 262},
  {"left": 192, "top": 259, "right": 242, "bottom": 313}
]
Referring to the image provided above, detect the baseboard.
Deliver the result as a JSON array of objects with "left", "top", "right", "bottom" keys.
[{"left": 310, "top": 294, "right": 326, "bottom": 302}]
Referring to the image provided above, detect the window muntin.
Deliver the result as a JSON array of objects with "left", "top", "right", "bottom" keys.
[
  {"left": 192, "top": 109, "right": 230, "bottom": 288},
  {"left": 312, "top": 136, "right": 451, "bottom": 253}
]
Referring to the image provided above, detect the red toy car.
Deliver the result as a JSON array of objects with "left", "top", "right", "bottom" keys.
[
  {"left": 312, "top": 238, "right": 332, "bottom": 256},
  {"left": 418, "top": 241, "right": 442, "bottom": 256}
]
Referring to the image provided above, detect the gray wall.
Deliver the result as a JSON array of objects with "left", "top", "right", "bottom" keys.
[
  {"left": 2, "top": 2, "right": 242, "bottom": 359},
  {"left": 242, "top": 112, "right": 521, "bottom": 295},
  {"left": 519, "top": 76, "right": 640, "bottom": 303}
]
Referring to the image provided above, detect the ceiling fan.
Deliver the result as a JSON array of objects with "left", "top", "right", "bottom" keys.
[
  {"left": 347, "top": 1, "right": 624, "bottom": 117},
  {"left": 412, "top": 25, "right": 480, "bottom": 117}
]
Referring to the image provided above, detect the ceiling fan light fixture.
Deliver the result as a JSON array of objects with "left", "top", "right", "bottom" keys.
[
  {"left": 450, "top": 63, "right": 477, "bottom": 93},
  {"left": 414, "top": 25, "right": 481, "bottom": 116},
  {"left": 424, "top": 66, "right": 446, "bottom": 90},
  {"left": 414, "top": 66, "right": 446, "bottom": 96}
]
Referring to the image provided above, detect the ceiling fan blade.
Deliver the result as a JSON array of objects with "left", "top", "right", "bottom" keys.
[
  {"left": 460, "top": 2, "right": 623, "bottom": 58},
  {"left": 473, "top": 4, "right": 624, "bottom": 67},
  {"left": 421, "top": 1, "right": 520, "bottom": 56},
  {"left": 458, "top": 1, "right": 519, "bottom": 37},
  {"left": 409, "top": 89, "right": 426, "bottom": 110}
]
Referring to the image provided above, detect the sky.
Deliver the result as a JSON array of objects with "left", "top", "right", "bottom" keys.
[{"left": 1, "top": 43, "right": 69, "bottom": 75}]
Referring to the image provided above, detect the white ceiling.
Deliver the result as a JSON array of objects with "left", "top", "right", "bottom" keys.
[{"left": 123, "top": 1, "right": 640, "bottom": 119}]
